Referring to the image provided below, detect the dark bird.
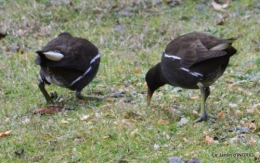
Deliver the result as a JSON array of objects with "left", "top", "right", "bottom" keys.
[
  {"left": 35, "top": 32, "right": 101, "bottom": 103},
  {"left": 145, "top": 32, "right": 237, "bottom": 122}
]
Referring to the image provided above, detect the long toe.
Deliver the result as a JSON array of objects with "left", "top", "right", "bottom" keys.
[{"left": 194, "top": 113, "right": 217, "bottom": 123}]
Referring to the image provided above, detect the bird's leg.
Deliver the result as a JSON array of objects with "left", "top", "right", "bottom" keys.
[
  {"left": 38, "top": 81, "right": 54, "bottom": 104},
  {"left": 76, "top": 91, "right": 124, "bottom": 101},
  {"left": 76, "top": 91, "right": 103, "bottom": 101},
  {"left": 197, "top": 86, "right": 210, "bottom": 113},
  {"left": 194, "top": 83, "right": 217, "bottom": 123}
]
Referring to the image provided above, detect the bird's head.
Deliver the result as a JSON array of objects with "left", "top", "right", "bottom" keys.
[{"left": 145, "top": 63, "right": 166, "bottom": 106}]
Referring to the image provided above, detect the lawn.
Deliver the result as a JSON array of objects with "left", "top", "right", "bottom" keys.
[{"left": 0, "top": 0, "right": 260, "bottom": 162}]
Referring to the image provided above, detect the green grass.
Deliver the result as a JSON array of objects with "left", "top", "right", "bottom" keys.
[{"left": 0, "top": 0, "right": 260, "bottom": 162}]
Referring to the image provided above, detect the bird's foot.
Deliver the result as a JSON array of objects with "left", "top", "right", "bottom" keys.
[{"left": 194, "top": 112, "right": 217, "bottom": 123}]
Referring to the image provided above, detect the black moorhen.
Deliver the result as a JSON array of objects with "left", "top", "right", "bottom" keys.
[
  {"left": 35, "top": 32, "right": 101, "bottom": 103},
  {"left": 145, "top": 32, "right": 237, "bottom": 122}
]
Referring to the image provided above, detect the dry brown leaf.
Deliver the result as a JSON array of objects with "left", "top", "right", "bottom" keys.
[
  {"left": 130, "top": 129, "right": 138, "bottom": 137},
  {"left": 33, "top": 106, "right": 64, "bottom": 114},
  {"left": 106, "top": 98, "right": 115, "bottom": 102},
  {"left": 190, "top": 96, "right": 199, "bottom": 100},
  {"left": 143, "top": 82, "right": 148, "bottom": 88},
  {"left": 249, "top": 122, "right": 257, "bottom": 131},
  {"left": 0, "top": 130, "right": 12, "bottom": 138},
  {"left": 217, "top": 111, "right": 225, "bottom": 119},
  {"left": 118, "top": 123, "right": 124, "bottom": 130},
  {"left": 122, "top": 119, "right": 131, "bottom": 123},
  {"left": 157, "top": 119, "right": 169, "bottom": 125},
  {"left": 205, "top": 135, "right": 214, "bottom": 144},
  {"left": 100, "top": 104, "right": 113, "bottom": 109},
  {"left": 249, "top": 139, "right": 256, "bottom": 146}
]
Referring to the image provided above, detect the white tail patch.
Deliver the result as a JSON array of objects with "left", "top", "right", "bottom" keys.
[
  {"left": 164, "top": 53, "right": 181, "bottom": 60},
  {"left": 43, "top": 51, "right": 64, "bottom": 61},
  {"left": 210, "top": 43, "right": 230, "bottom": 51},
  {"left": 180, "top": 67, "right": 203, "bottom": 77}
]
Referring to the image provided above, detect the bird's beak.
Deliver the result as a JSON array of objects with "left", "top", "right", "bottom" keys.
[{"left": 147, "top": 89, "right": 154, "bottom": 106}]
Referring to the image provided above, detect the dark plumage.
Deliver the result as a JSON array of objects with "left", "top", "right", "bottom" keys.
[
  {"left": 35, "top": 32, "right": 101, "bottom": 103},
  {"left": 145, "top": 32, "right": 237, "bottom": 122}
]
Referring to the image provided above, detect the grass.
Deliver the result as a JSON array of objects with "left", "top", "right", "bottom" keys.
[{"left": 0, "top": 0, "right": 260, "bottom": 162}]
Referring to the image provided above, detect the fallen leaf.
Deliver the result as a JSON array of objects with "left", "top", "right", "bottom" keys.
[
  {"left": 157, "top": 119, "right": 169, "bottom": 125},
  {"left": 255, "top": 152, "right": 260, "bottom": 158},
  {"left": 143, "top": 82, "right": 148, "bottom": 88},
  {"left": 249, "top": 122, "right": 257, "bottom": 131},
  {"left": 190, "top": 96, "right": 199, "bottom": 100},
  {"left": 118, "top": 123, "right": 124, "bottom": 130},
  {"left": 130, "top": 129, "right": 138, "bottom": 137},
  {"left": 0, "top": 130, "right": 12, "bottom": 138},
  {"left": 33, "top": 106, "right": 64, "bottom": 114},
  {"left": 122, "top": 119, "right": 131, "bottom": 123},
  {"left": 249, "top": 139, "right": 256, "bottom": 146},
  {"left": 106, "top": 97, "right": 115, "bottom": 102},
  {"left": 217, "top": 111, "right": 224, "bottom": 119},
  {"left": 100, "top": 104, "right": 113, "bottom": 109},
  {"left": 205, "top": 135, "right": 214, "bottom": 144}
]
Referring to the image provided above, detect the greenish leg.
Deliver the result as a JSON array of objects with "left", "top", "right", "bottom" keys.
[
  {"left": 38, "top": 81, "right": 54, "bottom": 104},
  {"left": 194, "top": 82, "right": 217, "bottom": 123}
]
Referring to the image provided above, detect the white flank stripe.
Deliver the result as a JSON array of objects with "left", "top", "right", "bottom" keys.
[
  {"left": 43, "top": 51, "right": 64, "bottom": 61},
  {"left": 180, "top": 67, "right": 189, "bottom": 72},
  {"left": 90, "top": 53, "right": 100, "bottom": 64},
  {"left": 70, "top": 67, "right": 92, "bottom": 86},
  {"left": 70, "top": 53, "right": 100, "bottom": 86},
  {"left": 180, "top": 67, "right": 203, "bottom": 77},
  {"left": 164, "top": 53, "right": 181, "bottom": 60},
  {"left": 191, "top": 72, "right": 203, "bottom": 77}
]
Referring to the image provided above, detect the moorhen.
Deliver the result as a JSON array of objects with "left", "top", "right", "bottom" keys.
[
  {"left": 145, "top": 32, "right": 237, "bottom": 122},
  {"left": 35, "top": 32, "right": 101, "bottom": 103}
]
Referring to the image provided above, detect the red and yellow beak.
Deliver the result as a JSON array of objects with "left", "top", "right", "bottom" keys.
[{"left": 147, "top": 89, "right": 154, "bottom": 106}]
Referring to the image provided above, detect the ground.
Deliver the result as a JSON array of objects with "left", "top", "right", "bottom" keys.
[{"left": 0, "top": 0, "right": 260, "bottom": 162}]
